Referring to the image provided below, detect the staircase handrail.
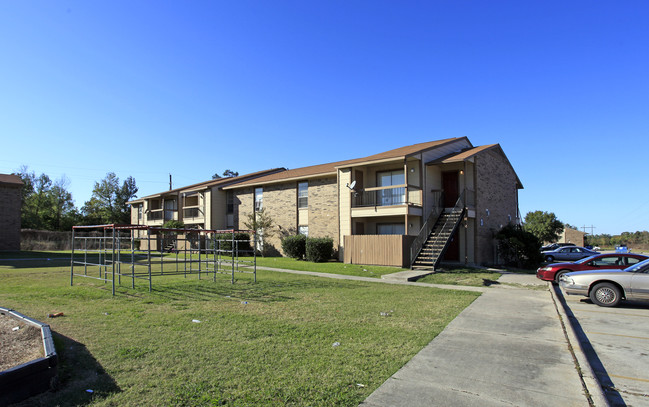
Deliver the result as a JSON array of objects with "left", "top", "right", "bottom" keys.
[
  {"left": 410, "top": 190, "right": 465, "bottom": 268},
  {"left": 409, "top": 192, "right": 444, "bottom": 266}
]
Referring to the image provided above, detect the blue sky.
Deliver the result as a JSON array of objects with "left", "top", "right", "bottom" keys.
[{"left": 1, "top": 1, "right": 648, "bottom": 235}]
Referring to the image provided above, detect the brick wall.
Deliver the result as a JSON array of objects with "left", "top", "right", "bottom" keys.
[
  {"left": 307, "top": 177, "right": 339, "bottom": 246},
  {"left": 559, "top": 228, "right": 585, "bottom": 246},
  {"left": 0, "top": 184, "right": 22, "bottom": 251},
  {"left": 233, "top": 176, "right": 339, "bottom": 255},
  {"left": 474, "top": 148, "right": 520, "bottom": 265}
]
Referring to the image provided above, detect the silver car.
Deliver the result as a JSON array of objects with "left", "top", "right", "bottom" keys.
[
  {"left": 560, "top": 258, "right": 649, "bottom": 307},
  {"left": 541, "top": 246, "right": 599, "bottom": 262}
]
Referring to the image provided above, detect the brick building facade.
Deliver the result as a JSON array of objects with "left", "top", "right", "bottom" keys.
[
  {"left": 0, "top": 174, "right": 23, "bottom": 251},
  {"left": 132, "top": 137, "right": 522, "bottom": 267}
]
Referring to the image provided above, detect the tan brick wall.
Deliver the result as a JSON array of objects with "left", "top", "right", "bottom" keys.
[
  {"left": 263, "top": 183, "right": 298, "bottom": 253},
  {"left": 308, "top": 177, "right": 339, "bottom": 246},
  {"left": 474, "top": 149, "right": 520, "bottom": 265},
  {"left": 233, "top": 176, "right": 339, "bottom": 256},
  {"left": 0, "top": 185, "right": 22, "bottom": 251},
  {"left": 234, "top": 187, "right": 255, "bottom": 231},
  {"left": 559, "top": 228, "right": 585, "bottom": 246}
]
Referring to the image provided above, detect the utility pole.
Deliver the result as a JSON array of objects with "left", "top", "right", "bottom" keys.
[
  {"left": 169, "top": 174, "right": 172, "bottom": 190},
  {"left": 582, "top": 225, "right": 596, "bottom": 235}
]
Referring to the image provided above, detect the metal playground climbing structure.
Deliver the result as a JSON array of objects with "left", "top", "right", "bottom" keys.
[{"left": 70, "top": 224, "right": 257, "bottom": 295}]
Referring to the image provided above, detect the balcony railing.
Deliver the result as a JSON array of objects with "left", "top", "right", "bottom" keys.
[
  {"left": 183, "top": 207, "right": 203, "bottom": 219},
  {"left": 147, "top": 210, "right": 163, "bottom": 221},
  {"left": 352, "top": 185, "right": 422, "bottom": 208}
]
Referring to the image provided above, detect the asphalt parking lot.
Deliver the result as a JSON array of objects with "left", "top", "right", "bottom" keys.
[{"left": 560, "top": 288, "right": 649, "bottom": 406}]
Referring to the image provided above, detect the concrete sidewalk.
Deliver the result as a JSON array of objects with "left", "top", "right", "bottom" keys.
[
  {"left": 255, "top": 266, "right": 606, "bottom": 406},
  {"left": 360, "top": 274, "right": 599, "bottom": 407}
]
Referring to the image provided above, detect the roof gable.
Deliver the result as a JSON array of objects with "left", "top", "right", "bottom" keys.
[{"left": 428, "top": 144, "right": 523, "bottom": 189}]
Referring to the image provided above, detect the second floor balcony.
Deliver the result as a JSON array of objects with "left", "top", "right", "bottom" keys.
[
  {"left": 352, "top": 185, "right": 422, "bottom": 208},
  {"left": 183, "top": 206, "right": 204, "bottom": 223},
  {"left": 351, "top": 185, "right": 423, "bottom": 218},
  {"left": 146, "top": 209, "right": 177, "bottom": 224}
]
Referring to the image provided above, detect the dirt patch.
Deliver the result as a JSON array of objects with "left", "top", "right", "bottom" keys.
[{"left": 0, "top": 312, "right": 43, "bottom": 371}]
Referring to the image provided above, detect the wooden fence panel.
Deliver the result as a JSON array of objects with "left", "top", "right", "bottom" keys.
[{"left": 343, "top": 235, "right": 414, "bottom": 267}]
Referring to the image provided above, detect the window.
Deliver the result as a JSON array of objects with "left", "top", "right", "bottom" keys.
[
  {"left": 377, "top": 223, "right": 405, "bottom": 235},
  {"left": 138, "top": 205, "right": 143, "bottom": 220},
  {"left": 376, "top": 170, "right": 406, "bottom": 206},
  {"left": 377, "top": 170, "right": 405, "bottom": 187},
  {"left": 627, "top": 257, "right": 643, "bottom": 265},
  {"left": 164, "top": 199, "right": 177, "bottom": 221},
  {"left": 591, "top": 256, "right": 619, "bottom": 266},
  {"left": 254, "top": 188, "right": 263, "bottom": 211},
  {"left": 226, "top": 191, "right": 234, "bottom": 214},
  {"left": 298, "top": 182, "right": 308, "bottom": 208},
  {"left": 298, "top": 225, "right": 308, "bottom": 236}
]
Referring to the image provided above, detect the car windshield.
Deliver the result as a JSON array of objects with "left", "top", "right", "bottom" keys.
[
  {"left": 625, "top": 258, "right": 649, "bottom": 273},
  {"left": 574, "top": 255, "right": 597, "bottom": 264}
]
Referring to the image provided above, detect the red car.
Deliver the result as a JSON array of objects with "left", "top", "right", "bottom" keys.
[{"left": 536, "top": 253, "right": 649, "bottom": 283}]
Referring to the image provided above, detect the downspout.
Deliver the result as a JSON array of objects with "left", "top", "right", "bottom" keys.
[
  {"left": 473, "top": 157, "right": 479, "bottom": 265},
  {"left": 403, "top": 159, "right": 408, "bottom": 235},
  {"left": 464, "top": 160, "right": 468, "bottom": 265}
]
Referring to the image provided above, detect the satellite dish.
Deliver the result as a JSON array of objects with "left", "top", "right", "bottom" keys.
[{"left": 347, "top": 180, "right": 356, "bottom": 190}]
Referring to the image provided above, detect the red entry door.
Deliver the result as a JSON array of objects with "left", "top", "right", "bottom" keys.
[{"left": 442, "top": 171, "right": 459, "bottom": 208}]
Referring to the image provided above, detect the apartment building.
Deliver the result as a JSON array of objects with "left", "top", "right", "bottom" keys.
[
  {"left": 127, "top": 168, "right": 285, "bottom": 231},
  {"left": 131, "top": 137, "right": 522, "bottom": 267},
  {"left": 224, "top": 137, "right": 523, "bottom": 267}
]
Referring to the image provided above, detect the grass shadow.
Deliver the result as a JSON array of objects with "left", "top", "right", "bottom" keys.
[
  {"left": 12, "top": 333, "right": 120, "bottom": 407},
  {"left": 113, "top": 273, "right": 368, "bottom": 304},
  {"left": 482, "top": 279, "right": 501, "bottom": 286}
]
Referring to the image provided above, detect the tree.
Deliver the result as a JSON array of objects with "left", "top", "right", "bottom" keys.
[
  {"left": 212, "top": 169, "right": 239, "bottom": 179},
  {"left": 162, "top": 220, "right": 185, "bottom": 230},
  {"left": 523, "top": 211, "right": 564, "bottom": 243},
  {"left": 243, "top": 208, "right": 275, "bottom": 256},
  {"left": 82, "top": 173, "right": 138, "bottom": 224},
  {"left": 15, "top": 166, "right": 77, "bottom": 230}
]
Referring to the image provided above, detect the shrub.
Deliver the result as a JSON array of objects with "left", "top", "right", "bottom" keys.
[
  {"left": 162, "top": 220, "right": 185, "bottom": 230},
  {"left": 305, "top": 237, "right": 333, "bottom": 263},
  {"left": 214, "top": 232, "right": 251, "bottom": 252},
  {"left": 281, "top": 234, "right": 307, "bottom": 259},
  {"left": 496, "top": 224, "right": 543, "bottom": 269}
]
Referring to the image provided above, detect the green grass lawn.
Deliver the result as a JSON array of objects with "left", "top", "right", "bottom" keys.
[
  {"left": 250, "top": 256, "right": 407, "bottom": 278},
  {"left": 0, "top": 251, "right": 407, "bottom": 278},
  {"left": 415, "top": 267, "right": 502, "bottom": 287},
  {"left": 0, "top": 255, "right": 478, "bottom": 406}
]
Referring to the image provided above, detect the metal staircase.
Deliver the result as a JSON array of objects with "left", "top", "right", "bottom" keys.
[{"left": 410, "top": 191, "right": 466, "bottom": 271}]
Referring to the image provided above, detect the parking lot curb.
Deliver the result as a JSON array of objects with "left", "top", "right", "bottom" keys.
[{"left": 549, "top": 283, "right": 610, "bottom": 407}]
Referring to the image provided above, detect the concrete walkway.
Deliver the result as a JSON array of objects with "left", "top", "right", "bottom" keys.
[
  {"left": 256, "top": 266, "right": 607, "bottom": 406},
  {"left": 361, "top": 276, "right": 595, "bottom": 407}
]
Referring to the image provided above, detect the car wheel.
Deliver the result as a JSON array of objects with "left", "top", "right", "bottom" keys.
[
  {"left": 554, "top": 270, "right": 570, "bottom": 284},
  {"left": 545, "top": 255, "right": 554, "bottom": 262},
  {"left": 589, "top": 282, "right": 622, "bottom": 307}
]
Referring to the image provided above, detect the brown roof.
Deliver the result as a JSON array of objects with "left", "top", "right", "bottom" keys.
[
  {"left": 0, "top": 174, "right": 23, "bottom": 186},
  {"left": 428, "top": 144, "right": 498, "bottom": 164},
  {"left": 225, "top": 137, "right": 466, "bottom": 188},
  {"left": 428, "top": 144, "right": 523, "bottom": 189},
  {"left": 128, "top": 168, "right": 286, "bottom": 203}
]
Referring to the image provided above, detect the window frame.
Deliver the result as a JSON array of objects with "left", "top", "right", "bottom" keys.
[
  {"left": 298, "top": 182, "right": 308, "bottom": 209},
  {"left": 254, "top": 187, "right": 263, "bottom": 212}
]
